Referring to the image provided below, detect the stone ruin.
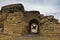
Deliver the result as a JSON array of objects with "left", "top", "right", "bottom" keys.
[
  {"left": 0, "top": 3, "right": 60, "bottom": 36},
  {"left": 1, "top": 4, "right": 24, "bottom": 13}
]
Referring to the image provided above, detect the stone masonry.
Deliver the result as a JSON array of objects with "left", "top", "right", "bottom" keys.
[{"left": 0, "top": 3, "right": 60, "bottom": 36}]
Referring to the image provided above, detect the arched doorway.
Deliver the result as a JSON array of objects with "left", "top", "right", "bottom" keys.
[{"left": 29, "top": 19, "right": 39, "bottom": 34}]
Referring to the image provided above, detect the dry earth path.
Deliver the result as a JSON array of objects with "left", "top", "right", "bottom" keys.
[
  {"left": 12, "top": 34, "right": 51, "bottom": 40},
  {"left": 0, "top": 34, "right": 60, "bottom": 40}
]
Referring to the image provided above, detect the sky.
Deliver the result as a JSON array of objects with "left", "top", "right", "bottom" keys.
[{"left": 0, "top": 0, "right": 60, "bottom": 21}]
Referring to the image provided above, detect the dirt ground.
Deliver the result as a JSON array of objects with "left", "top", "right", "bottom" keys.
[{"left": 0, "top": 34, "right": 60, "bottom": 40}]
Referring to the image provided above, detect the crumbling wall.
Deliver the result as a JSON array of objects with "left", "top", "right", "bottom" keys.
[
  {"left": 0, "top": 3, "right": 60, "bottom": 36},
  {"left": 0, "top": 12, "right": 9, "bottom": 33},
  {"left": 1, "top": 4, "right": 24, "bottom": 13},
  {"left": 40, "top": 15, "right": 60, "bottom": 36},
  {"left": 4, "top": 12, "right": 28, "bottom": 35},
  {"left": 0, "top": 12, "right": 4, "bottom": 32}
]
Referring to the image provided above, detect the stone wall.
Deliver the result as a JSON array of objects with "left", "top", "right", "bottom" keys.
[
  {"left": 0, "top": 3, "right": 60, "bottom": 36},
  {"left": 4, "top": 12, "right": 28, "bottom": 35},
  {"left": 1, "top": 4, "right": 24, "bottom": 13},
  {"left": 40, "top": 16, "right": 60, "bottom": 36}
]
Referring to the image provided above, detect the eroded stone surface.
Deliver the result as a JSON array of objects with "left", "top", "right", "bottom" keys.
[{"left": 0, "top": 3, "right": 60, "bottom": 36}]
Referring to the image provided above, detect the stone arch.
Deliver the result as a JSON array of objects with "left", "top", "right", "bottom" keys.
[{"left": 29, "top": 19, "right": 39, "bottom": 34}]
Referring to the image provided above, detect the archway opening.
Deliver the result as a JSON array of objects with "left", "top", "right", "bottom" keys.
[{"left": 29, "top": 19, "right": 39, "bottom": 34}]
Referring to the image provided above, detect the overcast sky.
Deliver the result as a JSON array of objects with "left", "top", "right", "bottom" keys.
[{"left": 0, "top": 0, "right": 60, "bottom": 21}]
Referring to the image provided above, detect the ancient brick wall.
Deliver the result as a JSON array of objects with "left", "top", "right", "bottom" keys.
[
  {"left": 40, "top": 16, "right": 60, "bottom": 36},
  {"left": 4, "top": 12, "right": 27, "bottom": 35},
  {"left": 0, "top": 3, "right": 60, "bottom": 36},
  {"left": 1, "top": 4, "right": 24, "bottom": 13}
]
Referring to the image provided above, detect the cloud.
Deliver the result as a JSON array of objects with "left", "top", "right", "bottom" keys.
[
  {"left": 24, "top": 3, "right": 60, "bottom": 14},
  {"left": 0, "top": 0, "right": 60, "bottom": 21},
  {"left": 0, "top": 0, "right": 60, "bottom": 14}
]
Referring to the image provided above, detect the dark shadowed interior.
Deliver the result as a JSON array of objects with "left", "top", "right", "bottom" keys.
[{"left": 29, "top": 19, "right": 39, "bottom": 34}]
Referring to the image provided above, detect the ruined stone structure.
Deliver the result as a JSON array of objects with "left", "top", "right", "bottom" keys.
[{"left": 0, "top": 3, "right": 60, "bottom": 36}]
